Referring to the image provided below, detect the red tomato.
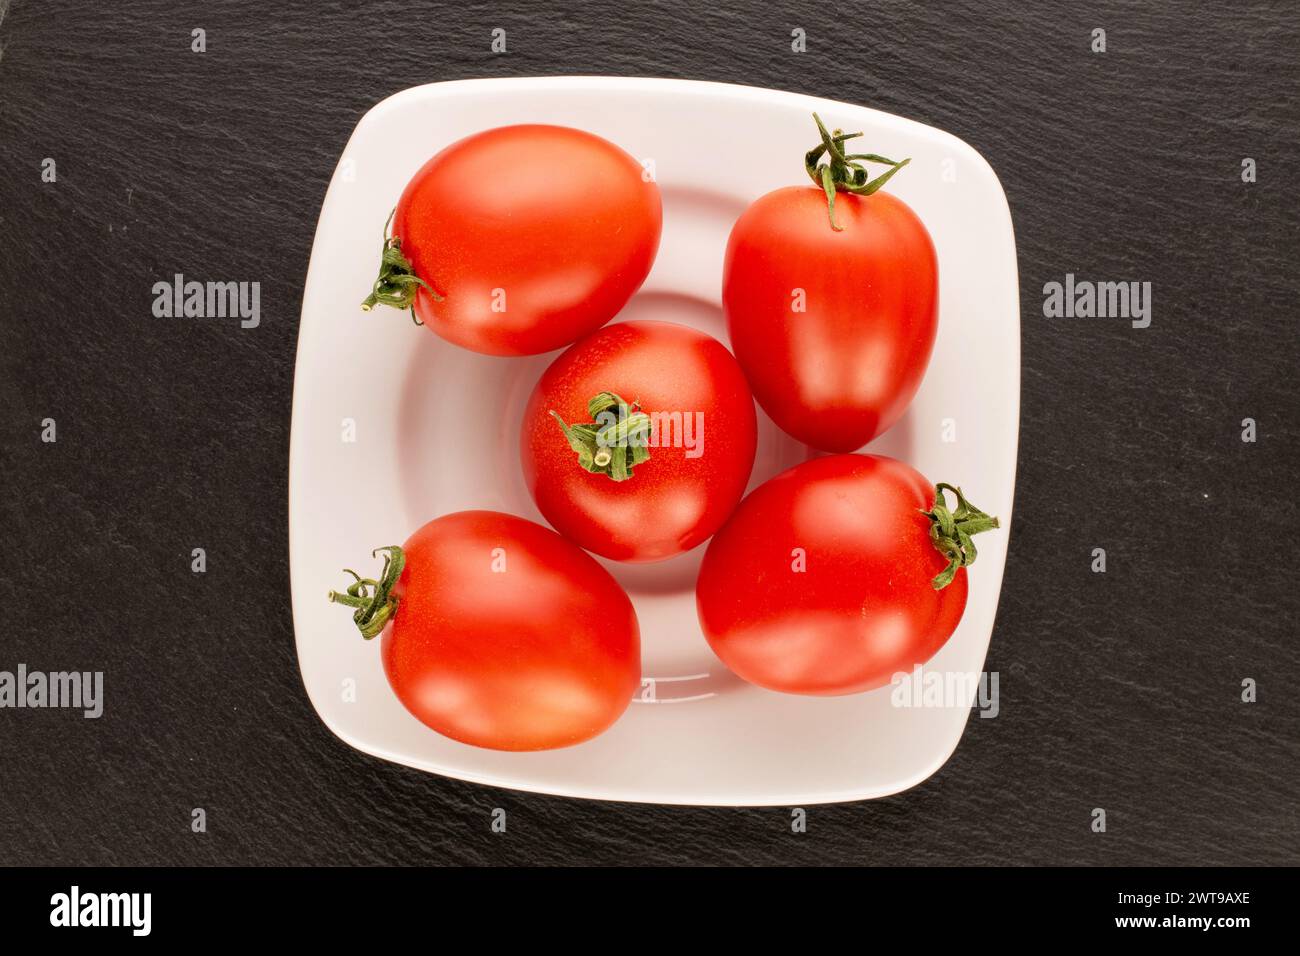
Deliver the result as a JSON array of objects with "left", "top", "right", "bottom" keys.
[
  {"left": 521, "top": 321, "right": 758, "bottom": 563},
  {"left": 328, "top": 511, "right": 640, "bottom": 751},
  {"left": 364, "top": 125, "right": 662, "bottom": 356},
  {"left": 696, "top": 455, "right": 998, "bottom": 696},
  {"left": 723, "top": 186, "right": 938, "bottom": 452}
]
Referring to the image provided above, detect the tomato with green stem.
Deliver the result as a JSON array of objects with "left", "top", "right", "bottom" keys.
[
  {"left": 696, "top": 454, "right": 999, "bottom": 696},
  {"left": 328, "top": 511, "right": 640, "bottom": 751},
  {"left": 362, "top": 124, "right": 662, "bottom": 356},
  {"left": 521, "top": 320, "right": 757, "bottom": 563},
  {"left": 723, "top": 114, "right": 937, "bottom": 453}
]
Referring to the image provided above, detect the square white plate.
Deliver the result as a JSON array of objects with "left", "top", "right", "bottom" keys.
[{"left": 290, "top": 76, "right": 1019, "bottom": 806}]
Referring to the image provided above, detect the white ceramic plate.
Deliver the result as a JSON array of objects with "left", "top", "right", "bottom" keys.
[{"left": 290, "top": 76, "right": 1019, "bottom": 806}]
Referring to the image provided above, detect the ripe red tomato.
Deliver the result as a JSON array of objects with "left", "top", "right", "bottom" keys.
[
  {"left": 329, "top": 510, "right": 640, "bottom": 751},
  {"left": 723, "top": 186, "right": 937, "bottom": 452},
  {"left": 364, "top": 125, "right": 662, "bottom": 356},
  {"left": 521, "top": 321, "right": 758, "bottom": 563},
  {"left": 696, "top": 454, "right": 998, "bottom": 696}
]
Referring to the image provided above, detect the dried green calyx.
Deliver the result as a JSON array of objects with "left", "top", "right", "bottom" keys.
[
  {"left": 360, "top": 209, "right": 442, "bottom": 325},
  {"left": 550, "top": 392, "right": 651, "bottom": 482},
  {"left": 805, "top": 112, "right": 911, "bottom": 231},
  {"left": 327, "top": 545, "right": 405, "bottom": 639},
  {"left": 920, "top": 484, "right": 1000, "bottom": 590}
]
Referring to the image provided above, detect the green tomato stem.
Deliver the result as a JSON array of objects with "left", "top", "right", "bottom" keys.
[
  {"left": 327, "top": 545, "right": 405, "bottom": 639},
  {"left": 550, "top": 391, "right": 652, "bottom": 482},
  {"left": 360, "top": 208, "right": 442, "bottom": 325},
  {"left": 921, "top": 484, "right": 1000, "bottom": 590},
  {"left": 805, "top": 112, "right": 911, "bottom": 231}
]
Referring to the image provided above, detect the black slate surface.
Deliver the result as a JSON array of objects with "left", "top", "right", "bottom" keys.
[{"left": 1, "top": 0, "right": 1297, "bottom": 866}]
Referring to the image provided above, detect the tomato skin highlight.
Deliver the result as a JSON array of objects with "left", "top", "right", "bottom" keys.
[
  {"left": 521, "top": 321, "right": 758, "bottom": 563},
  {"left": 393, "top": 125, "right": 662, "bottom": 356},
  {"left": 722, "top": 186, "right": 938, "bottom": 452},
  {"left": 696, "top": 455, "right": 967, "bottom": 696},
  {"left": 381, "top": 511, "right": 640, "bottom": 751}
]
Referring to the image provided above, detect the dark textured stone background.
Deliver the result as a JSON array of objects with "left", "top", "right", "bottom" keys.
[{"left": 0, "top": 0, "right": 1296, "bottom": 866}]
